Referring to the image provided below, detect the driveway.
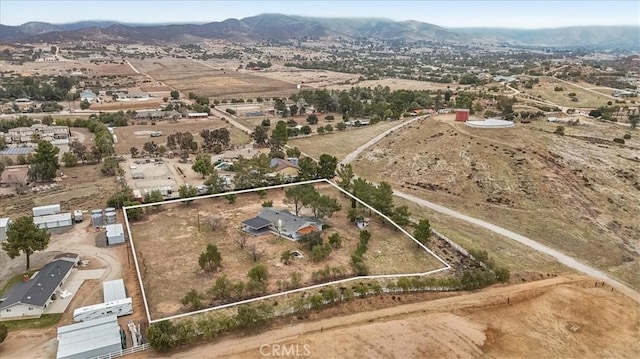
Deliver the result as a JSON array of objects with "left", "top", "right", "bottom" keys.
[{"left": 44, "top": 268, "right": 105, "bottom": 314}]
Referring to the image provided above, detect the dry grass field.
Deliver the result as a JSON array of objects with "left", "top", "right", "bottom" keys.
[
  {"left": 89, "top": 99, "right": 164, "bottom": 111},
  {"left": 353, "top": 116, "right": 640, "bottom": 289},
  {"left": 521, "top": 77, "right": 617, "bottom": 108},
  {"left": 288, "top": 120, "right": 406, "bottom": 159},
  {"left": 129, "top": 58, "right": 298, "bottom": 99},
  {"left": 113, "top": 118, "right": 251, "bottom": 154},
  {"left": 128, "top": 183, "right": 442, "bottom": 319}
]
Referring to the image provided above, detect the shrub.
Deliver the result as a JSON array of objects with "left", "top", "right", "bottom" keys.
[{"left": 613, "top": 138, "right": 625, "bottom": 144}]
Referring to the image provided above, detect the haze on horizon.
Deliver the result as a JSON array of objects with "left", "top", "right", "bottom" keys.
[{"left": 1, "top": 0, "right": 638, "bottom": 29}]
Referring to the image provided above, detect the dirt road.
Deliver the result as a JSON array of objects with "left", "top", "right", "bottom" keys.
[
  {"left": 135, "top": 275, "right": 639, "bottom": 358},
  {"left": 211, "top": 108, "right": 253, "bottom": 134},
  {"left": 339, "top": 116, "right": 424, "bottom": 165}
]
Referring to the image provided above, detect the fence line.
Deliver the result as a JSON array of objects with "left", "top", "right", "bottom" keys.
[{"left": 92, "top": 343, "right": 151, "bottom": 359}]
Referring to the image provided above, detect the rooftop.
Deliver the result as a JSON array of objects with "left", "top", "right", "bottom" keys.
[
  {"left": 56, "top": 315, "right": 121, "bottom": 359},
  {"left": 106, "top": 224, "right": 124, "bottom": 237},
  {"left": 0, "top": 147, "right": 34, "bottom": 155},
  {"left": 0, "top": 257, "right": 77, "bottom": 309}
]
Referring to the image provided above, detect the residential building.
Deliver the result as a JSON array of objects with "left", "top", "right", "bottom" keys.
[
  {"left": 6, "top": 124, "right": 70, "bottom": 144},
  {"left": 241, "top": 207, "right": 323, "bottom": 240},
  {"left": 270, "top": 158, "right": 300, "bottom": 178},
  {"left": 79, "top": 90, "right": 98, "bottom": 103},
  {"left": 0, "top": 254, "right": 79, "bottom": 320}
]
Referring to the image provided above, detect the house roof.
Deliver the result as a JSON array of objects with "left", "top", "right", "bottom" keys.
[
  {"left": 0, "top": 257, "right": 77, "bottom": 309},
  {"left": 56, "top": 315, "right": 121, "bottom": 359},
  {"left": 241, "top": 216, "right": 272, "bottom": 230},
  {"left": 257, "top": 207, "right": 322, "bottom": 235},
  {"left": 106, "top": 224, "right": 124, "bottom": 238},
  {"left": 270, "top": 158, "right": 299, "bottom": 172}
]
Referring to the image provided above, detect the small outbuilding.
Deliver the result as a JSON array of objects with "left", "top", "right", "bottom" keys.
[
  {"left": 56, "top": 315, "right": 123, "bottom": 359},
  {"left": 32, "top": 204, "right": 61, "bottom": 217},
  {"left": 33, "top": 213, "right": 73, "bottom": 229},
  {"left": 0, "top": 217, "right": 10, "bottom": 241},
  {"left": 105, "top": 224, "right": 125, "bottom": 245}
]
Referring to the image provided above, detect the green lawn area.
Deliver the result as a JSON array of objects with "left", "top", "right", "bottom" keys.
[{"left": 2, "top": 314, "right": 62, "bottom": 331}]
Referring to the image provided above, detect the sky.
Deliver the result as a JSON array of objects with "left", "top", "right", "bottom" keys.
[{"left": 1, "top": 0, "right": 638, "bottom": 28}]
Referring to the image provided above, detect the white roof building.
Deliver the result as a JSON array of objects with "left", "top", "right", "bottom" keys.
[
  {"left": 103, "top": 279, "right": 127, "bottom": 303},
  {"left": 56, "top": 315, "right": 122, "bottom": 359}
]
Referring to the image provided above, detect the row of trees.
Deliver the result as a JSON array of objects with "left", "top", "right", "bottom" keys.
[{"left": 283, "top": 184, "right": 341, "bottom": 218}]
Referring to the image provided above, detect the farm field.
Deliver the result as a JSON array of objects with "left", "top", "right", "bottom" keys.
[
  {"left": 128, "top": 182, "right": 443, "bottom": 320},
  {"left": 129, "top": 58, "right": 298, "bottom": 99},
  {"left": 520, "top": 77, "right": 616, "bottom": 108},
  {"left": 113, "top": 118, "right": 251, "bottom": 154},
  {"left": 289, "top": 120, "right": 407, "bottom": 160},
  {"left": 352, "top": 116, "right": 640, "bottom": 289}
]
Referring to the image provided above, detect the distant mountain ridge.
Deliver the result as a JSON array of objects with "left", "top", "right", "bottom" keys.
[{"left": 0, "top": 14, "right": 637, "bottom": 49}]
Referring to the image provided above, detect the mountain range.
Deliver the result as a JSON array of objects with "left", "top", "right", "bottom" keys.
[{"left": 0, "top": 14, "right": 638, "bottom": 49}]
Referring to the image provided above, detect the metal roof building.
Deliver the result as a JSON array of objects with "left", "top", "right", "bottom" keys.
[
  {"left": 56, "top": 315, "right": 123, "bottom": 359},
  {"left": 106, "top": 224, "right": 125, "bottom": 245},
  {"left": 33, "top": 213, "right": 73, "bottom": 230},
  {"left": 103, "top": 279, "right": 127, "bottom": 303}
]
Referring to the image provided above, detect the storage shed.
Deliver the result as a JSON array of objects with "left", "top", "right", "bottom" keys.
[
  {"left": 105, "top": 224, "right": 125, "bottom": 245},
  {"left": 0, "top": 217, "right": 10, "bottom": 241},
  {"left": 33, "top": 213, "right": 73, "bottom": 229},
  {"left": 103, "top": 279, "right": 127, "bottom": 303},
  {"left": 56, "top": 315, "right": 123, "bottom": 359},
  {"left": 33, "top": 204, "right": 61, "bottom": 217}
]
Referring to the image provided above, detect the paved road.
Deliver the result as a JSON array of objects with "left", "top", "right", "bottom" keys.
[{"left": 341, "top": 116, "right": 639, "bottom": 302}]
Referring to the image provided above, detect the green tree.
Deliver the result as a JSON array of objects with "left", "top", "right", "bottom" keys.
[
  {"left": 391, "top": 205, "right": 411, "bottom": 226},
  {"left": 317, "top": 126, "right": 325, "bottom": 134},
  {"left": 170, "top": 90, "right": 180, "bottom": 100},
  {"left": 629, "top": 114, "right": 639, "bottom": 129},
  {"left": 328, "top": 233, "right": 342, "bottom": 248},
  {"left": 336, "top": 122, "right": 347, "bottom": 131},
  {"left": 61, "top": 152, "right": 79, "bottom": 167},
  {"left": 178, "top": 184, "right": 198, "bottom": 201},
  {"left": 373, "top": 182, "right": 395, "bottom": 216},
  {"left": 280, "top": 250, "right": 294, "bottom": 265},
  {"left": 101, "top": 157, "right": 121, "bottom": 176},
  {"left": 107, "top": 188, "right": 137, "bottom": 208},
  {"left": 284, "top": 184, "right": 317, "bottom": 215},
  {"left": 144, "top": 189, "right": 164, "bottom": 205},
  {"left": 247, "top": 263, "right": 269, "bottom": 285},
  {"left": 317, "top": 154, "right": 338, "bottom": 179},
  {"left": 225, "top": 193, "right": 237, "bottom": 204},
  {"left": 199, "top": 244, "right": 222, "bottom": 272},
  {"left": 336, "top": 163, "right": 354, "bottom": 191},
  {"left": 271, "top": 121, "right": 289, "bottom": 148},
  {"left": 554, "top": 125, "right": 565, "bottom": 135},
  {"left": 307, "top": 114, "right": 318, "bottom": 124},
  {"left": 204, "top": 170, "right": 226, "bottom": 194},
  {"left": 2, "top": 216, "right": 51, "bottom": 270},
  {"left": 286, "top": 147, "right": 301, "bottom": 158},
  {"left": 297, "top": 157, "right": 318, "bottom": 181},
  {"left": 325, "top": 114, "right": 335, "bottom": 121},
  {"left": 147, "top": 320, "right": 176, "bottom": 351},
  {"left": 130, "top": 147, "right": 139, "bottom": 158},
  {"left": 289, "top": 104, "right": 298, "bottom": 117},
  {"left": 181, "top": 289, "right": 204, "bottom": 310},
  {"left": 192, "top": 154, "right": 213, "bottom": 178},
  {"left": 208, "top": 274, "right": 233, "bottom": 300},
  {"left": 252, "top": 125, "right": 269, "bottom": 146},
  {"left": 234, "top": 303, "right": 273, "bottom": 328},
  {"left": 80, "top": 99, "right": 91, "bottom": 110},
  {"left": 310, "top": 194, "right": 341, "bottom": 219},
  {"left": 0, "top": 136, "right": 7, "bottom": 150},
  {"left": 28, "top": 141, "right": 60, "bottom": 182},
  {"left": 413, "top": 219, "right": 431, "bottom": 245}
]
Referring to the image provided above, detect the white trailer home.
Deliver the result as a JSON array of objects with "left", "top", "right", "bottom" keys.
[{"left": 73, "top": 297, "right": 133, "bottom": 322}]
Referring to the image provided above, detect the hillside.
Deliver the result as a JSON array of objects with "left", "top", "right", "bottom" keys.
[
  {"left": 352, "top": 117, "right": 640, "bottom": 289},
  {"left": 1, "top": 15, "right": 637, "bottom": 49}
]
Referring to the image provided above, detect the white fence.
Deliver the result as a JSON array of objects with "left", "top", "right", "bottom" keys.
[{"left": 92, "top": 343, "right": 151, "bottom": 359}]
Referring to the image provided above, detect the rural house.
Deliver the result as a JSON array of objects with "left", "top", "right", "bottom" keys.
[
  {"left": 0, "top": 254, "right": 79, "bottom": 320},
  {"left": 270, "top": 158, "right": 300, "bottom": 178},
  {"left": 241, "top": 207, "right": 323, "bottom": 240}
]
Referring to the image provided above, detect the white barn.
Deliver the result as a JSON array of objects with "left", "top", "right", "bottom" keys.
[{"left": 56, "top": 315, "right": 123, "bottom": 359}]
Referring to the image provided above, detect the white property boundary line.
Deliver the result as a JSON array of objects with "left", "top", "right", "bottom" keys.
[{"left": 123, "top": 179, "right": 451, "bottom": 324}]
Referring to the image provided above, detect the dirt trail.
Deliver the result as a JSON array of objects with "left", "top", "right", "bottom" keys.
[{"left": 133, "top": 275, "right": 639, "bottom": 358}]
